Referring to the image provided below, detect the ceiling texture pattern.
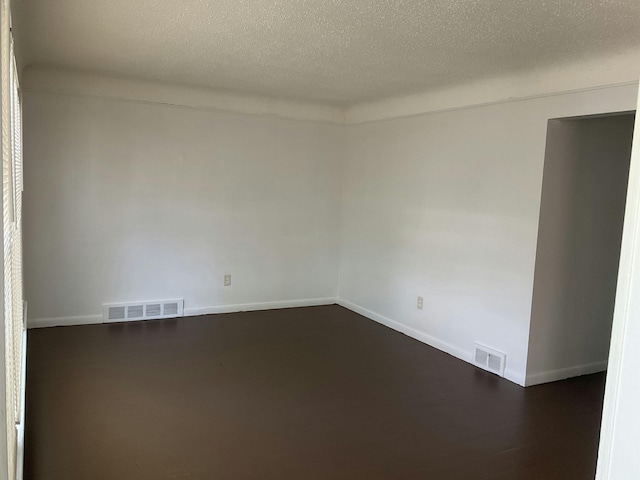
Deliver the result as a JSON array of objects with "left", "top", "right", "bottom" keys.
[{"left": 12, "top": 0, "right": 640, "bottom": 105}]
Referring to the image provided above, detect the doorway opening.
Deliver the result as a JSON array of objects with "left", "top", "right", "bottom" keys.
[{"left": 526, "top": 112, "right": 636, "bottom": 386}]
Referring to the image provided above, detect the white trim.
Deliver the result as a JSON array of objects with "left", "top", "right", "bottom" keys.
[
  {"left": 28, "top": 314, "right": 104, "bottom": 329},
  {"left": 15, "top": 303, "right": 26, "bottom": 480},
  {"left": 525, "top": 361, "right": 608, "bottom": 387},
  {"left": 183, "top": 297, "right": 337, "bottom": 317},
  {"left": 336, "top": 298, "right": 525, "bottom": 386},
  {"left": 336, "top": 298, "right": 467, "bottom": 359},
  {"left": 503, "top": 367, "right": 523, "bottom": 386},
  {"left": 27, "top": 297, "right": 338, "bottom": 328}
]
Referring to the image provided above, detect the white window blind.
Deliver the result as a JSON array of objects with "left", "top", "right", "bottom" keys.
[{"left": 1, "top": 0, "right": 25, "bottom": 477}]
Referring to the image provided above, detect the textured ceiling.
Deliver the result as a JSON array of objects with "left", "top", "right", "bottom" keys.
[{"left": 12, "top": 0, "right": 640, "bottom": 105}]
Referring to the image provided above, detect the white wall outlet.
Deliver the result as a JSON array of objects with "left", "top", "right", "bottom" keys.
[
  {"left": 417, "top": 296, "right": 424, "bottom": 310},
  {"left": 224, "top": 274, "right": 232, "bottom": 286}
]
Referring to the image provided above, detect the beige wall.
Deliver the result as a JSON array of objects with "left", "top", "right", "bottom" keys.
[{"left": 526, "top": 114, "right": 635, "bottom": 385}]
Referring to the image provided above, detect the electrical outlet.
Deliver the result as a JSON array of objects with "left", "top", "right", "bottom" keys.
[
  {"left": 224, "top": 274, "right": 232, "bottom": 286},
  {"left": 417, "top": 296, "right": 424, "bottom": 310}
]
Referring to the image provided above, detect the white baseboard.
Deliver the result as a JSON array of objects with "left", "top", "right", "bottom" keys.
[
  {"left": 525, "top": 360, "right": 608, "bottom": 386},
  {"left": 183, "top": 297, "right": 337, "bottom": 316},
  {"left": 504, "top": 368, "right": 525, "bottom": 386},
  {"left": 336, "top": 298, "right": 469, "bottom": 362},
  {"left": 27, "top": 297, "right": 338, "bottom": 329},
  {"left": 28, "top": 314, "right": 105, "bottom": 329},
  {"left": 337, "top": 297, "right": 526, "bottom": 386}
]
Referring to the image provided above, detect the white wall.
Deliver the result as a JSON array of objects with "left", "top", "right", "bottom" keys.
[
  {"left": 23, "top": 91, "right": 344, "bottom": 324},
  {"left": 527, "top": 115, "right": 635, "bottom": 385},
  {"left": 23, "top": 66, "right": 346, "bottom": 124},
  {"left": 596, "top": 96, "right": 640, "bottom": 480},
  {"left": 21, "top": 70, "right": 639, "bottom": 387},
  {"left": 338, "top": 84, "right": 637, "bottom": 386}
]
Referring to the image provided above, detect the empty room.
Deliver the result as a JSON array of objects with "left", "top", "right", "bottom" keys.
[{"left": 1, "top": 1, "right": 640, "bottom": 479}]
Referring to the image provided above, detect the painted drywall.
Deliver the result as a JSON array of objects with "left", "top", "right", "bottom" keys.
[
  {"left": 599, "top": 224, "right": 640, "bottom": 480},
  {"left": 21, "top": 68, "right": 639, "bottom": 387},
  {"left": 338, "top": 84, "right": 638, "bottom": 386},
  {"left": 596, "top": 97, "right": 640, "bottom": 480},
  {"left": 526, "top": 115, "right": 635, "bottom": 385},
  {"left": 23, "top": 66, "right": 345, "bottom": 124},
  {"left": 22, "top": 91, "right": 344, "bottom": 323},
  {"left": 345, "top": 49, "right": 640, "bottom": 124},
  {"left": 24, "top": 63, "right": 640, "bottom": 127}
]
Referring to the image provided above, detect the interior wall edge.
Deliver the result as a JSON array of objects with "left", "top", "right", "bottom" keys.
[
  {"left": 336, "top": 297, "right": 526, "bottom": 386},
  {"left": 525, "top": 114, "right": 635, "bottom": 382},
  {"left": 525, "top": 361, "right": 608, "bottom": 387},
  {"left": 345, "top": 48, "right": 640, "bottom": 124},
  {"left": 22, "top": 50, "right": 640, "bottom": 128},
  {"left": 346, "top": 81, "right": 639, "bottom": 126},
  {"left": 21, "top": 65, "right": 347, "bottom": 125}
]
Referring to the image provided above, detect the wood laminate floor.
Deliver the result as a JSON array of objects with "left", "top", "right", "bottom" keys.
[{"left": 25, "top": 305, "right": 605, "bottom": 480}]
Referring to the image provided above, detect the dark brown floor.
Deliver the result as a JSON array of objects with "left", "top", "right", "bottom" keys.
[{"left": 25, "top": 305, "right": 605, "bottom": 480}]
